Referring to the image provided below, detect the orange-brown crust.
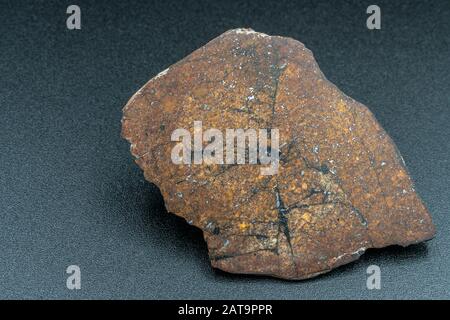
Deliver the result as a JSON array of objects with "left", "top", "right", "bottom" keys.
[{"left": 122, "top": 29, "right": 435, "bottom": 280}]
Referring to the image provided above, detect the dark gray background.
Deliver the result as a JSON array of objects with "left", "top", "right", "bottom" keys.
[{"left": 0, "top": 0, "right": 449, "bottom": 299}]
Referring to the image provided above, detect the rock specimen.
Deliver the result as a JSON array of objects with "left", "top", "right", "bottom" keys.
[{"left": 122, "top": 29, "right": 435, "bottom": 280}]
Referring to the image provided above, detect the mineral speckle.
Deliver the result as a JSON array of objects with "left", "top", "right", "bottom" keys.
[{"left": 121, "top": 28, "right": 435, "bottom": 280}]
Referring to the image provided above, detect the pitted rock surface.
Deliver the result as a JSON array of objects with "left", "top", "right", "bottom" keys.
[{"left": 122, "top": 29, "right": 435, "bottom": 279}]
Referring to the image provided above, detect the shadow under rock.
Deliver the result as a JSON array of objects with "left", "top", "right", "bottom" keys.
[
  {"left": 211, "top": 242, "right": 431, "bottom": 283},
  {"left": 141, "top": 183, "right": 209, "bottom": 261},
  {"left": 306, "top": 242, "right": 431, "bottom": 283}
]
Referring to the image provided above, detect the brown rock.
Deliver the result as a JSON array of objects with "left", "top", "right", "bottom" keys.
[{"left": 122, "top": 29, "right": 435, "bottom": 280}]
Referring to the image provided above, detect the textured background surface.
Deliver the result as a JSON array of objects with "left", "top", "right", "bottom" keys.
[{"left": 0, "top": 0, "right": 449, "bottom": 299}]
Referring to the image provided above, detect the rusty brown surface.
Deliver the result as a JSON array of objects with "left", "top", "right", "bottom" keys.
[{"left": 121, "top": 29, "right": 435, "bottom": 280}]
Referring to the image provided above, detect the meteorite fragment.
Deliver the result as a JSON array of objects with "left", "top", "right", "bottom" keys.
[{"left": 122, "top": 29, "right": 435, "bottom": 280}]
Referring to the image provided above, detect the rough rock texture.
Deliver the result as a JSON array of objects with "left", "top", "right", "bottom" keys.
[{"left": 121, "top": 29, "right": 435, "bottom": 280}]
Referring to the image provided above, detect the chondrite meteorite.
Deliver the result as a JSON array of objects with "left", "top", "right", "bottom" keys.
[{"left": 122, "top": 29, "right": 435, "bottom": 280}]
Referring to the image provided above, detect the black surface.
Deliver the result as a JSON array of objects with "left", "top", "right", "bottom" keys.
[{"left": 0, "top": 0, "right": 449, "bottom": 299}]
